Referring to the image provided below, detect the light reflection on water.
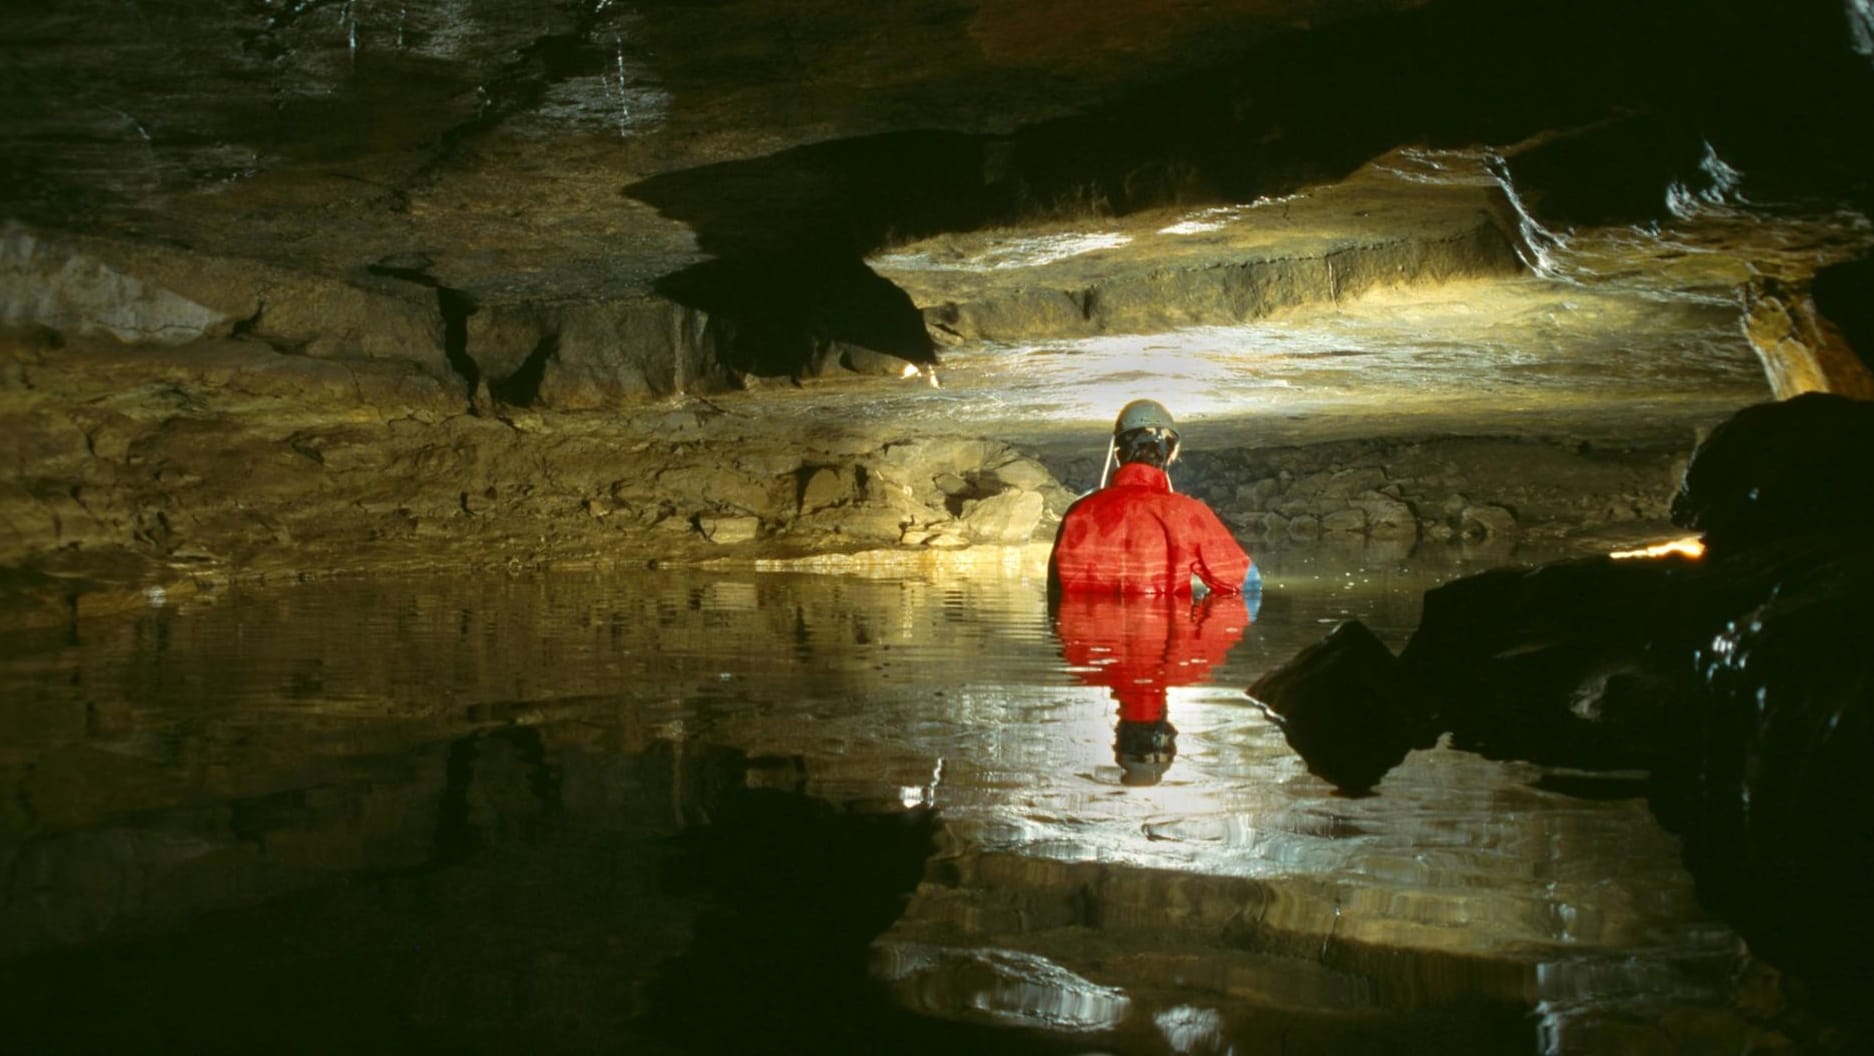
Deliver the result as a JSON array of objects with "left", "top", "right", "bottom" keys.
[{"left": 0, "top": 556, "right": 1762, "bottom": 1051}]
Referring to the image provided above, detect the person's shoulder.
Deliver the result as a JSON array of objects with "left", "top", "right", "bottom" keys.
[
  {"left": 1066, "top": 483, "right": 1133, "bottom": 510},
  {"left": 1167, "top": 491, "right": 1233, "bottom": 522},
  {"left": 1165, "top": 491, "right": 1216, "bottom": 511}
]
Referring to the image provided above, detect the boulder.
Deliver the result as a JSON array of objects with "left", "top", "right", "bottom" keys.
[
  {"left": 1659, "top": 544, "right": 1874, "bottom": 1000},
  {"left": 1320, "top": 507, "right": 1366, "bottom": 534},
  {"left": 798, "top": 466, "right": 854, "bottom": 513},
  {"left": 1354, "top": 491, "right": 1419, "bottom": 541},
  {"left": 1669, "top": 392, "right": 1874, "bottom": 554},
  {"left": 1458, "top": 503, "right": 1515, "bottom": 539},
  {"left": 961, "top": 489, "right": 1044, "bottom": 544},
  {"left": 697, "top": 514, "right": 760, "bottom": 544},
  {"left": 1397, "top": 556, "right": 1697, "bottom": 770},
  {"left": 986, "top": 456, "right": 1055, "bottom": 492},
  {"left": 1248, "top": 393, "right": 1874, "bottom": 1022},
  {"left": 1247, "top": 620, "right": 1434, "bottom": 795}
]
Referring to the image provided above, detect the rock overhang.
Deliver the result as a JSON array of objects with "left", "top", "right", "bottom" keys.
[{"left": 6, "top": 0, "right": 1869, "bottom": 326}]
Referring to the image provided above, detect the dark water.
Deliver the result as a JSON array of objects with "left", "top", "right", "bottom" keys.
[{"left": 0, "top": 551, "right": 1765, "bottom": 1054}]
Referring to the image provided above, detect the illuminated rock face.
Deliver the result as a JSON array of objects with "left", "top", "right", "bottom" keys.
[
  {"left": 0, "top": 0, "right": 1872, "bottom": 600},
  {"left": 1745, "top": 264, "right": 1874, "bottom": 401}
]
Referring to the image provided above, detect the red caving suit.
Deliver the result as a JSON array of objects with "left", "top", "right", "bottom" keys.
[{"left": 1048, "top": 462, "right": 1253, "bottom": 597}]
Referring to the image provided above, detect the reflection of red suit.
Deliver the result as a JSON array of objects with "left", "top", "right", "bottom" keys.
[
  {"left": 1053, "top": 592, "right": 1251, "bottom": 720},
  {"left": 1049, "top": 463, "right": 1252, "bottom": 596}
]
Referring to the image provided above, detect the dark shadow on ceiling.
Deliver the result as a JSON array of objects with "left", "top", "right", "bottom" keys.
[
  {"left": 657, "top": 254, "right": 943, "bottom": 381},
  {"left": 625, "top": 0, "right": 1874, "bottom": 379}
]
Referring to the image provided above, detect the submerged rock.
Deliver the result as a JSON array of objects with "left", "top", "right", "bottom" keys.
[
  {"left": 1252, "top": 393, "right": 1874, "bottom": 1032},
  {"left": 1248, "top": 619, "right": 1435, "bottom": 796}
]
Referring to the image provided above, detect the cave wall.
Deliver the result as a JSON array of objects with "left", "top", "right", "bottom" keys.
[{"left": 1, "top": 0, "right": 1872, "bottom": 599}]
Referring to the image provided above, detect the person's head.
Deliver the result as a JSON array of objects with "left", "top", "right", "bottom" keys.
[
  {"left": 1115, "top": 717, "right": 1178, "bottom": 786},
  {"left": 1113, "top": 399, "right": 1181, "bottom": 469}
]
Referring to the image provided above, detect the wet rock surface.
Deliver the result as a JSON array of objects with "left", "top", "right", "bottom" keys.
[
  {"left": 0, "top": 320, "right": 1719, "bottom": 631},
  {"left": 1250, "top": 393, "right": 1874, "bottom": 1045},
  {"left": 1247, "top": 620, "right": 1432, "bottom": 794},
  {"left": 1671, "top": 392, "right": 1874, "bottom": 552}
]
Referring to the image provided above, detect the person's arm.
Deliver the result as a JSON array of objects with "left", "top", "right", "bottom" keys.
[{"left": 1186, "top": 501, "right": 1252, "bottom": 594}]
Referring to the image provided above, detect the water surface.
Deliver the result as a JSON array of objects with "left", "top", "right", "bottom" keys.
[{"left": 0, "top": 554, "right": 1764, "bottom": 1053}]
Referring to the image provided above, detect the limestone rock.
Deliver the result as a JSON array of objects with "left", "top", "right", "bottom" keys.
[
  {"left": 541, "top": 296, "right": 731, "bottom": 407},
  {"left": 1667, "top": 545, "right": 1874, "bottom": 992},
  {"left": 1235, "top": 477, "right": 1281, "bottom": 511},
  {"left": 1248, "top": 620, "right": 1432, "bottom": 795},
  {"left": 696, "top": 514, "right": 760, "bottom": 544},
  {"left": 1397, "top": 556, "right": 1700, "bottom": 771},
  {"left": 876, "top": 486, "right": 950, "bottom": 528},
  {"left": 1459, "top": 504, "right": 1515, "bottom": 539},
  {"left": 962, "top": 489, "right": 1045, "bottom": 544},
  {"left": 1, "top": 225, "right": 457, "bottom": 385},
  {"left": 1743, "top": 274, "right": 1874, "bottom": 401},
  {"left": 833, "top": 342, "right": 926, "bottom": 378},
  {"left": 834, "top": 505, "right": 911, "bottom": 543},
  {"left": 1321, "top": 466, "right": 1387, "bottom": 499},
  {"left": 0, "top": 225, "right": 232, "bottom": 344},
  {"left": 931, "top": 471, "right": 971, "bottom": 497},
  {"left": 653, "top": 464, "right": 782, "bottom": 518},
  {"left": 986, "top": 456, "right": 1055, "bottom": 492},
  {"left": 798, "top": 466, "right": 854, "bottom": 513},
  {"left": 1354, "top": 491, "right": 1419, "bottom": 541},
  {"left": 1320, "top": 507, "right": 1366, "bottom": 534}
]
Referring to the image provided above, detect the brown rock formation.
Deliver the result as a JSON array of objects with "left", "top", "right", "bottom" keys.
[{"left": 1744, "top": 274, "right": 1874, "bottom": 400}]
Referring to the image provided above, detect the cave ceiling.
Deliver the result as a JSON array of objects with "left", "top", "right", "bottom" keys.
[
  {"left": 5, "top": 0, "right": 1467, "bottom": 303},
  {"left": 5, "top": 0, "right": 1868, "bottom": 309}
]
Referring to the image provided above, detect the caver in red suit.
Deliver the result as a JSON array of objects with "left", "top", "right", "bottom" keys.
[
  {"left": 1048, "top": 462, "right": 1253, "bottom": 597},
  {"left": 1053, "top": 591, "right": 1252, "bottom": 785},
  {"left": 1047, "top": 399, "right": 1254, "bottom": 599},
  {"left": 1047, "top": 400, "right": 1256, "bottom": 784}
]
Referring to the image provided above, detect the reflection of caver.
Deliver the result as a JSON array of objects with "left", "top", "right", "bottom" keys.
[
  {"left": 1054, "top": 592, "right": 1252, "bottom": 785},
  {"left": 1047, "top": 399, "right": 1258, "bottom": 784}
]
